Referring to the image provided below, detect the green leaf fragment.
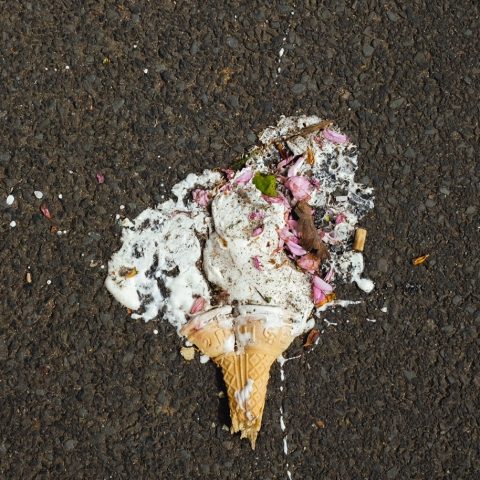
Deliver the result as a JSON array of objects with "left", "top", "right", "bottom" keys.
[{"left": 252, "top": 172, "right": 277, "bottom": 197}]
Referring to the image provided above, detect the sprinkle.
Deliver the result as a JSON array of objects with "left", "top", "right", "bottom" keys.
[
  {"left": 234, "top": 168, "right": 253, "bottom": 185},
  {"left": 6, "top": 195, "right": 14, "bottom": 205},
  {"left": 252, "top": 256, "right": 263, "bottom": 271},
  {"left": 34, "top": 191, "right": 44, "bottom": 199},
  {"left": 190, "top": 297, "right": 206, "bottom": 314},
  {"left": 324, "top": 129, "right": 349, "bottom": 144}
]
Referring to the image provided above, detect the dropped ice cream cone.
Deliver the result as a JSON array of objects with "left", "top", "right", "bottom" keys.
[{"left": 181, "top": 306, "right": 295, "bottom": 448}]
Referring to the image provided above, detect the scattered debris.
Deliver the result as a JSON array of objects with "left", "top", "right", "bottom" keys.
[
  {"left": 353, "top": 228, "right": 367, "bottom": 252},
  {"left": 412, "top": 254, "right": 429, "bottom": 266},
  {"left": 96, "top": 173, "right": 105, "bottom": 184},
  {"left": 25, "top": 272, "right": 32, "bottom": 284},
  {"left": 180, "top": 346, "right": 195, "bottom": 361},
  {"left": 315, "top": 419, "right": 325, "bottom": 429},
  {"left": 40, "top": 204, "right": 52, "bottom": 219},
  {"left": 303, "top": 328, "right": 320, "bottom": 348},
  {"left": 34, "top": 191, "right": 43, "bottom": 199}
]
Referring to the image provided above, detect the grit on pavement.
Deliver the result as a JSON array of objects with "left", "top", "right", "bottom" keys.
[{"left": 1, "top": 1, "right": 479, "bottom": 479}]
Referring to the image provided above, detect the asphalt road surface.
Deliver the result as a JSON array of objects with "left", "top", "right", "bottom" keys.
[{"left": 1, "top": 1, "right": 479, "bottom": 479}]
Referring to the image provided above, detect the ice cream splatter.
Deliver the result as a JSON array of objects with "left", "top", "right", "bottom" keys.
[{"left": 106, "top": 115, "right": 374, "bottom": 337}]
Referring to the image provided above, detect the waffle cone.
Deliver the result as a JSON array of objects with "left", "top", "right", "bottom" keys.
[{"left": 181, "top": 309, "right": 294, "bottom": 448}]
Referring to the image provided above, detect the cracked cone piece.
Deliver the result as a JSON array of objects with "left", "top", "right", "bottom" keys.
[{"left": 181, "top": 307, "right": 295, "bottom": 449}]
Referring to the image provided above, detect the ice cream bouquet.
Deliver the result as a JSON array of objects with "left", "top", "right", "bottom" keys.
[{"left": 105, "top": 115, "right": 374, "bottom": 448}]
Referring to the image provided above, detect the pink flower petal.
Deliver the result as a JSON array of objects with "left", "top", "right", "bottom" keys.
[
  {"left": 324, "top": 265, "right": 335, "bottom": 282},
  {"left": 252, "top": 226, "right": 264, "bottom": 237},
  {"left": 192, "top": 189, "right": 210, "bottom": 207},
  {"left": 287, "top": 218, "right": 298, "bottom": 236},
  {"left": 278, "top": 227, "right": 294, "bottom": 242},
  {"left": 335, "top": 213, "right": 346, "bottom": 224},
  {"left": 96, "top": 173, "right": 105, "bottom": 184},
  {"left": 252, "top": 256, "right": 263, "bottom": 271},
  {"left": 219, "top": 183, "right": 232, "bottom": 193},
  {"left": 313, "top": 275, "right": 333, "bottom": 294},
  {"left": 285, "top": 176, "right": 313, "bottom": 201},
  {"left": 296, "top": 254, "right": 320, "bottom": 274},
  {"left": 324, "top": 129, "right": 349, "bottom": 144},
  {"left": 221, "top": 168, "right": 235, "bottom": 180},
  {"left": 248, "top": 210, "right": 265, "bottom": 221},
  {"left": 234, "top": 168, "right": 253, "bottom": 185},
  {"left": 190, "top": 297, "right": 206, "bottom": 314},
  {"left": 287, "top": 157, "right": 305, "bottom": 177},
  {"left": 312, "top": 284, "right": 326, "bottom": 305},
  {"left": 40, "top": 204, "right": 52, "bottom": 219},
  {"left": 261, "top": 193, "right": 291, "bottom": 209},
  {"left": 277, "top": 155, "right": 295, "bottom": 171},
  {"left": 286, "top": 240, "right": 307, "bottom": 256}
]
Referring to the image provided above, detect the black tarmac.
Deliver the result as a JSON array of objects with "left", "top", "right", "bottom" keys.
[{"left": 1, "top": 1, "right": 479, "bottom": 479}]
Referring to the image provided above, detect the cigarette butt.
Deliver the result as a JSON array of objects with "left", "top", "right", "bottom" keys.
[{"left": 353, "top": 228, "right": 367, "bottom": 252}]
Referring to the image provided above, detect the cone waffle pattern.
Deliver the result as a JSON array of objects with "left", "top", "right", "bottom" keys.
[{"left": 181, "top": 311, "right": 294, "bottom": 449}]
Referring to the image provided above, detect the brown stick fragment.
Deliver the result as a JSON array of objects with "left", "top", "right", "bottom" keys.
[
  {"left": 295, "top": 201, "right": 330, "bottom": 262},
  {"left": 353, "top": 228, "right": 367, "bottom": 252}
]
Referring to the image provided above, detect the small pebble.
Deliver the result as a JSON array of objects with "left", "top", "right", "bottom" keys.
[
  {"left": 10, "top": 220, "right": 16, "bottom": 227},
  {"left": 58, "top": 194, "right": 63, "bottom": 199},
  {"left": 143, "top": 68, "right": 148, "bottom": 74},
  {"left": 34, "top": 191, "right": 43, "bottom": 199},
  {"left": 153, "top": 329, "right": 158, "bottom": 335},
  {"left": 363, "top": 45, "right": 374, "bottom": 57},
  {"left": 47, "top": 279, "right": 52, "bottom": 285},
  {"left": 6, "top": 194, "right": 14, "bottom": 205}
]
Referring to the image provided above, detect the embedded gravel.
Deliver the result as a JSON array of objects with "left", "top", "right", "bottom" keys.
[{"left": 1, "top": 1, "right": 479, "bottom": 479}]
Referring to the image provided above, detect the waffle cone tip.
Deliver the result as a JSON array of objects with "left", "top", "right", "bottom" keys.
[{"left": 181, "top": 311, "right": 295, "bottom": 448}]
